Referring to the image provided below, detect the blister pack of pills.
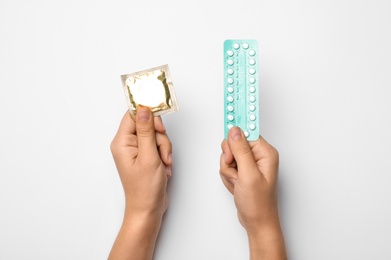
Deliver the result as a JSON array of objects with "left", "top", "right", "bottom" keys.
[
  {"left": 224, "top": 39, "right": 259, "bottom": 141},
  {"left": 121, "top": 64, "right": 179, "bottom": 118}
]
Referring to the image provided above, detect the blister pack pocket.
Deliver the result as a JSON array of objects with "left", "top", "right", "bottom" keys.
[{"left": 224, "top": 40, "right": 259, "bottom": 141}]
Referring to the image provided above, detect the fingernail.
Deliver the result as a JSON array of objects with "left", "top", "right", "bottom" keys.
[
  {"left": 137, "top": 107, "right": 150, "bottom": 122},
  {"left": 230, "top": 127, "right": 242, "bottom": 141},
  {"left": 168, "top": 153, "right": 173, "bottom": 164}
]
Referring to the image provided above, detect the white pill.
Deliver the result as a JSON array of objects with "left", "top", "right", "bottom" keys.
[
  {"left": 227, "top": 78, "right": 234, "bottom": 84},
  {"left": 249, "top": 78, "right": 256, "bottom": 84},
  {"left": 249, "top": 68, "right": 256, "bottom": 74},
  {"left": 228, "top": 114, "right": 234, "bottom": 121},
  {"left": 227, "top": 68, "right": 234, "bottom": 75},
  {"left": 227, "top": 124, "right": 234, "bottom": 129},
  {"left": 249, "top": 49, "right": 256, "bottom": 56},
  {"left": 249, "top": 105, "right": 256, "bottom": 111},
  {"left": 227, "top": 50, "right": 234, "bottom": 56},
  {"left": 242, "top": 43, "right": 249, "bottom": 49},
  {"left": 249, "top": 124, "right": 256, "bottom": 130},
  {"left": 249, "top": 96, "right": 256, "bottom": 102},
  {"left": 227, "top": 87, "right": 234, "bottom": 93},
  {"left": 227, "top": 59, "right": 234, "bottom": 65},
  {"left": 227, "top": 95, "right": 234, "bottom": 102},
  {"left": 233, "top": 43, "right": 240, "bottom": 49},
  {"left": 244, "top": 131, "right": 249, "bottom": 137},
  {"left": 249, "top": 114, "right": 256, "bottom": 121},
  {"left": 227, "top": 105, "right": 234, "bottom": 112},
  {"left": 249, "top": 59, "right": 256, "bottom": 65},
  {"left": 249, "top": 86, "right": 255, "bottom": 93}
]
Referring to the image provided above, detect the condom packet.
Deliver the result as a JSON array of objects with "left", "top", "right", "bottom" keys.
[{"left": 121, "top": 64, "right": 179, "bottom": 118}]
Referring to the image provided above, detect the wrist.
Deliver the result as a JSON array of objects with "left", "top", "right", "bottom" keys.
[
  {"left": 246, "top": 223, "right": 284, "bottom": 244},
  {"left": 246, "top": 221, "right": 287, "bottom": 260},
  {"left": 108, "top": 208, "right": 164, "bottom": 260},
  {"left": 124, "top": 192, "right": 168, "bottom": 219},
  {"left": 245, "top": 214, "right": 282, "bottom": 237},
  {"left": 123, "top": 208, "right": 164, "bottom": 234}
]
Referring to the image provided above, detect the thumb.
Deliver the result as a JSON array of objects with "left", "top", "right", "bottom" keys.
[
  {"left": 227, "top": 127, "right": 258, "bottom": 173},
  {"left": 136, "top": 106, "right": 159, "bottom": 160}
]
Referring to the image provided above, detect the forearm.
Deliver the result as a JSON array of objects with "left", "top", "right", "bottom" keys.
[
  {"left": 108, "top": 210, "right": 163, "bottom": 260},
  {"left": 247, "top": 221, "right": 287, "bottom": 260}
]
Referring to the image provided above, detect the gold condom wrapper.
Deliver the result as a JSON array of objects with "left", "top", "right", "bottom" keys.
[{"left": 121, "top": 64, "right": 179, "bottom": 118}]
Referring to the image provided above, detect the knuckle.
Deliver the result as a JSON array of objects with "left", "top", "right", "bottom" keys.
[
  {"left": 221, "top": 139, "right": 230, "bottom": 155},
  {"left": 220, "top": 153, "right": 225, "bottom": 163},
  {"left": 236, "top": 143, "right": 252, "bottom": 157},
  {"left": 242, "top": 145, "right": 253, "bottom": 156},
  {"left": 221, "top": 139, "right": 227, "bottom": 150},
  {"left": 256, "top": 138, "right": 279, "bottom": 162},
  {"left": 157, "top": 134, "right": 172, "bottom": 150},
  {"left": 163, "top": 138, "right": 172, "bottom": 149},
  {"left": 138, "top": 155, "right": 160, "bottom": 168},
  {"left": 219, "top": 169, "right": 227, "bottom": 178},
  {"left": 110, "top": 138, "right": 119, "bottom": 154},
  {"left": 136, "top": 124, "right": 154, "bottom": 137},
  {"left": 266, "top": 145, "right": 279, "bottom": 162},
  {"left": 219, "top": 167, "right": 224, "bottom": 174}
]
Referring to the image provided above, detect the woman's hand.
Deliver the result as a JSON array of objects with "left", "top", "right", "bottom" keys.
[{"left": 109, "top": 107, "right": 172, "bottom": 260}]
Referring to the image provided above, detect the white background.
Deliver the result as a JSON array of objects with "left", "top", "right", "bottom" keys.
[{"left": 1, "top": 0, "right": 391, "bottom": 259}]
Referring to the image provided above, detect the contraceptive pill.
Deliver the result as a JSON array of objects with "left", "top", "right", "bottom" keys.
[{"left": 224, "top": 40, "right": 260, "bottom": 141}]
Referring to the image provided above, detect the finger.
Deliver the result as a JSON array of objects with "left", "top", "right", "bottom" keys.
[
  {"left": 251, "top": 136, "right": 279, "bottom": 162},
  {"left": 166, "top": 165, "right": 173, "bottom": 178},
  {"left": 110, "top": 112, "right": 137, "bottom": 164},
  {"left": 156, "top": 132, "right": 172, "bottom": 166},
  {"left": 250, "top": 136, "right": 279, "bottom": 183},
  {"left": 135, "top": 106, "right": 159, "bottom": 159},
  {"left": 219, "top": 153, "right": 239, "bottom": 182},
  {"left": 221, "top": 139, "right": 234, "bottom": 165},
  {"left": 115, "top": 111, "right": 136, "bottom": 136},
  {"left": 219, "top": 173, "right": 234, "bottom": 194},
  {"left": 154, "top": 116, "right": 166, "bottom": 134},
  {"left": 227, "top": 127, "right": 258, "bottom": 174}
]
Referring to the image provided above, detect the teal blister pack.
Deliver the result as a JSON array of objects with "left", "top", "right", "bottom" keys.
[{"left": 224, "top": 39, "right": 260, "bottom": 141}]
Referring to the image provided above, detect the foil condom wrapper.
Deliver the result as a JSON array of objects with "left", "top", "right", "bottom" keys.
[{"left": 121, "top": 64, "right": 179, "bottom": 118}]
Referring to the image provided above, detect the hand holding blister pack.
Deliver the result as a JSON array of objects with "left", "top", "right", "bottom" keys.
[
  {"left": 224, "top": 40, "right": 260, "bottom": 141},
  {"left": 121, "top": 64, "right": 179, "bottom": 118}
]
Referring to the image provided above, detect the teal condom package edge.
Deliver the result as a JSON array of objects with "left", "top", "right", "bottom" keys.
[{"left": 224, "top": 39, "right": 260, "bottom": 141}]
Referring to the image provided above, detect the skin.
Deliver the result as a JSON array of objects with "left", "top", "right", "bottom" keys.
[
  {"left": 109, "top": 107, "right": 287, "bottom": 259},
  {"left": 220, "top": 126, "right": 287, "bottom": 260},
  {"left": 109, "top": 107, "right": 172, "bottom": 260}
]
